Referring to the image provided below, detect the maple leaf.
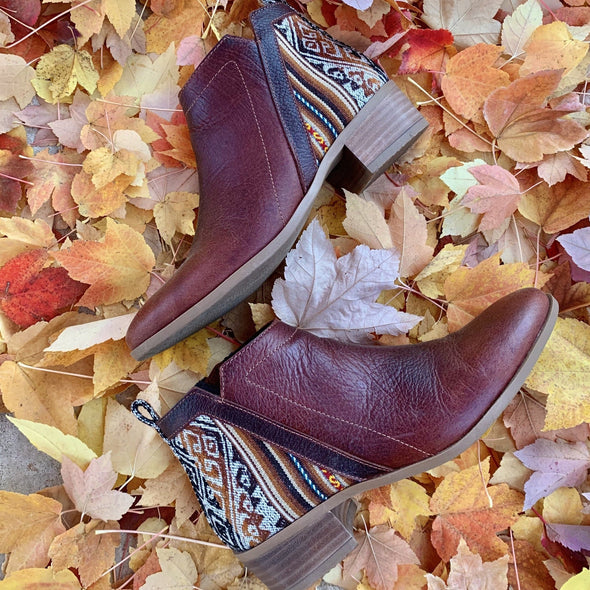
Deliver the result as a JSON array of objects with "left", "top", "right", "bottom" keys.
[
  {"left": 153, "top": 191, "right": 199, "bottom": 245},
  {"left": 343, "top": 525, "right": 419, "bottom": 590},
  {"left": 426, "top": 538, "right": 509, "bottom": 590},
  {"left": 271, "top": 219, "right": 421, "bottom": 342},
  {"left": 0, "top": 249, "right": 87, "bottom": 328},
  {"left": 398, "top": 29, "right": 455, "bottom": 75},
  {"left": 176, "top": 34, "right": 206, "bottom": 67},
  {"left": 546, "top": 524, "right": 590, "bottom": 553},
  {"left": 343, "top": 191, "right": 393, "bottom": 249},
  {"left": 7, "top": 416, "right": 97, "bottom": 467},
  {"left": 48, "top": 520, "right": 120, "bottom": 589},
  {"left": 0, "top": 491, "right": 65, "bottom": 574},
  {"left": 521, "top": 21, "right": 589, "bottom": 77},
  {"left": 422, "top": 0, "right": 503, "bottom": 48},
  {"left": 26, "top": 149, "right": 83, "bottom": 227},
  {"left": 71, "top": 169, "right": 129, "bottom": 218},
  {"left": 535, "top": 151, "right": 587, "bottom": 187},
  {"left": 514, "top": 439, "right": 590, "bottom": 509},
  {"left": 142, "top": 547, "right": 198, "bottom": 590},
  {"left": 32, "top": 44, "right": 99, "bottom": 104},
  {"left": 52, "top": 219, "right": 155, "bottom": 308},
  {"left": 138, "top": 462, "right": 200, "bottom": 527},
  {"left": 561, "top": 568, "right": 590, "bottom": 590},
  {"left": 0, "top": 567, "right": 81, "bottom": 589},
  {"left": 0, "top": 53, "right": 36, "bottom": 108},
  {"left": 506, "top": 539, "right": 556, "bottom": 590},
  {"left": 48, "top": 90, "right": 91, "bottom": 152},
  {"left": 104, "top": 0, "right": 135, "bottom": 38},
  {"left": 443, "top": 253, "right": 537, "bottom": 331},
  {"left": 483, "top": 70, "right": 588, "bottom": 163},
  {"left": 461, "top": 164, "right": 522, "bottom": 231},
  {"left": 430, "top": 457, "right": 523, "bottom": 561},
  {"left": 558, "top": 226, "right": 590, "bottom": 272},
  {"left": 0, "top": 146, "right": 34, "bottom": 214},
  {"left": 145, "top": 4, "right": 207, "bottom": 54},
  {"left": 518, "top": 175, "right": 590, "bottom": 234},
  {"left": 501, "top": 0, "right": 543, "bottom": 59},
  {"left": 441, "top": 44, "right": 509, "bottom": 122},
  {"left": 415, "top": 244, "right": 467, "bottom": 299},
  {"left": 526, "top": 317, "right": 590, "bottom": 430},
  {"left": 61, "top": 453, "right": 134, "bottom": 520}
]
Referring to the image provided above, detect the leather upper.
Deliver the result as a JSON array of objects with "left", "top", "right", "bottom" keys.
[
  {"left": 215, "top": 288, "right": 551, "bottom": 470},
  {"left": 126, "top": 34, "right": 306, "bottom": 351}
]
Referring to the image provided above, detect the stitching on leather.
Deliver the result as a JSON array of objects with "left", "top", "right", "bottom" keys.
[
  {"left": 245, "top": 376, "right": 432, "bottom": 457},
  {"left": 233, "top": 65, "right": 285, "bottom": 225}
]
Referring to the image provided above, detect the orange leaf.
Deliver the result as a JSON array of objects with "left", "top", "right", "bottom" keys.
[
  {"left": 444, "top": 254, "right": 538, "bottom": 331},
  {"left": 430, "top": 457, "right": 523, "bottom": 561},
  {"left": 0, "top": 249, "right": 87, "bottom": 328},
  {"left": 71, "top": 170, "right": 129, "bottom": 219},
  {"left": 483, "top": 70, "right": 588, "bottom": 162},
  {"left": 441, "top": 44, "right": 509, "bottom": 122},
  {"left": 53, "top": 219, "right": 155, "bottom": 308}
]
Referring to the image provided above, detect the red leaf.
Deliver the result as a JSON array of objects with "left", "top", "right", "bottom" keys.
[
  {"left": 0, "top": 249, "right": 87, "bottom": 328},
  {"left": 399, "top": 29, "right": 455, "bottom": 75}
]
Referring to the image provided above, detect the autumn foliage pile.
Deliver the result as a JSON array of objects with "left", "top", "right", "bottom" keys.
[{"left": 1, "top": 0, "right": 590, "bottom": 588}]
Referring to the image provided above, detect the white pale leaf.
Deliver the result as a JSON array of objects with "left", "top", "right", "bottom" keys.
[
  {"left": 422, "top": 0, "right": 503, "bottom": 48},
  {"left": 557, "top": 227, "right": 590, "bottom": 272},
  {"left": 501, "top": 0, "right": 543, "bottom": 59},
  {"left": 45, "top": 314, "right": 135, "bottom": 352},
  {"left": 342, "top": 191, "right": 393, "bottom": 249},
  {"left": 440, "top": 159, "right": 486, "bottom": 198},
  {"left": 272, "top": 219, "right": 421, "bottom": 342}
]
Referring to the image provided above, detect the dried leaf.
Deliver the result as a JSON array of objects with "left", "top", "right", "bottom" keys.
[
  {"left": 153, "top": 191, "right": 199, "bottom": 245},
  {"left": 142, "top": 547, "right": 198, "bottom": 590},
  {"left": 0, "top": 567, "right": 81, "bottom": 589},
  {"left": 558, "top": 227, "right": 590, "bottom": 272},
  {"left": 501, "top": 0, "right": 543, "bottom": 59},
  {"left": 0, "top": 54, "right": 35, "bottom": 108},
  {"left": 53, "top": 219, "right": 155, "bottom": 308},
  {"left": 343, "top": 190, "right": 392, "bottom": 248},
  {"left": 271, "top": 219, "right": 421, "bottom": 342}
]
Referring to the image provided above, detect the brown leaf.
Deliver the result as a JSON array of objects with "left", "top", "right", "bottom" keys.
[
  {"left": 507, "top": 539, "right": 556, "bottom": 590},
  {"left": 343, "top": 524, "right": 419, "bottom": 590}
]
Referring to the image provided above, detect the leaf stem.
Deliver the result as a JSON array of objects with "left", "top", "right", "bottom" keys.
[{"left": 95, "top": 528, "right": 229, "bottom": 548}]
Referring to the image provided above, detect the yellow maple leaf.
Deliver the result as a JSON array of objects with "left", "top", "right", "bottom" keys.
[
  {"left": 154, "top": 191, "right": 199, "bottom": 245},
  {"left": 415, "top": 244, "right": 468, "bottom": 299},
  {"left": 71, "top": 170, "right": 129, "bottom": 218},
  {"left": 0, "top": 54, "right": 36, "bottom": 109},
  {"left": 154, "top": 328, "right": 211, "bottom": 376},
  {"left": 0, "top": 491, "right": 65, "bottom": 575},
  {"left": 32, "top": 45, "right": 98, "bottom": 104},
  {"left": 0, "top": 567, "right": 80, "bottom": 589},
  {"left": 521, "top": 21, "right": 589, "bottom": 77},
  {"left": 104, "top": 0, "right": 135, "bottom": 37},
  {"left": 430, "top": 457, "right": 523, "bottom": 561},
  {"left": 562, "top": 569, "right": 590, "bottom": 590},
  {"left": 526, "top": 317, "right": 590, "bottom": 431},
  {"left": 52, "top": 219, "right": 155, "bottom": 308},
  {"left": 83, "top": 146, "right": 139, "bottom": 190},
  {"left": 145, "top": 4, "right": 208, "bottom": 54},
  {"left": 444, "top": 254, "right": 538, "bottom": 331},
  {"left": 6, "top": 416, "right": 97, "bottom": 467}
]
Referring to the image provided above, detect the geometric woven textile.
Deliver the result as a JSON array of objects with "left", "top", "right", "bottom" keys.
[
  {"left": 164, "top": 414, "right": 351, "bottom": 552},
  {"left": 274, "top": 13, "right": 388, "bottom": 161}
]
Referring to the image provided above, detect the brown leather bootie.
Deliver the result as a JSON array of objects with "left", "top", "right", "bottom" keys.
[
  {"left": 132, "top": 288, "right": 557, "bottom": 589},
  {"left": 125, "top": 2, "right": 427, "bottom": 360}
]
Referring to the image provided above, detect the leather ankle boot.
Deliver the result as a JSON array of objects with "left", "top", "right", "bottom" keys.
[
  {"left": 132, "top": 288, "right": 557, "bottom": 589},
  {"left": 125, "top": 2, "right": 427, "bottom": 360}
]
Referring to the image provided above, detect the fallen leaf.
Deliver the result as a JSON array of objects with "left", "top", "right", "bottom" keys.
[
  {"left": 430, "top": 457, "right": 523, "bottom": 561},
  {"left": 546, "top": 524, "right": 590, "bottom": 552},
  {"left": 0, "top": 491, "right": 65, "bottom": 574},
  {"left": 501, "top": 0, "right": 543, "bottom": 59},
  {"left": 104, "top": 0, "right": 135, "bottom": 38},
  {"left": 441, "top": 44, "right": 509, "bottom": 122},
  {"left": 32, "top": 45, "right": 99, "bottom": 104},
  {"left": 461, "top": 164, "right": 522, "bottom": 231},
  {"left": 0, "top": 54, "right": 36, "bottom": 108},
  {"left": 53, "top": 218, "right": 155, "bottom": 308},
  {"left": 415, "top": 244, "right": 468, "bottom": 298},
  {"left": 342, "top": 190, "right": 393, "bottom": 249},
  {"left": 561, "top": 568, "right": 590, "bottom": 590},
  {"left": 0, "top": 567, "right": 81, "bottom": 589},
  {"left": 521, "top": 21, "right": 589, "bottom": 77},
  {"left": 398, "top": 28, "right": 456, "bottom": 75},
  {"left": 422, "top": 0, "right": 503, "bottom": 48},
  {"left": 507, "top": 539, "right": 556, "bottom": 590},
  {"left": 153, "top": 328, "right": 211, "bottom": 376},
  {"left": 61, "top": 453, "right": 134, "bottom": 520},
  {"left": 558, "top": 226, "right": 590, "bottom": 272},
  {"left": 142, "top": 547, "right": 198, "bottom": 590},
  {"left": 483, "top": 70, "right": 588, "bottom": 162},
  {"left": 271, "top": 219, "right": 421, "bottom": 342},
  {"left": 153, "top": 191, "right": 199, "bottom": 245},
  {"left": 526, "top": 317, "right": 590, "bottom": 430},
  {"left": 535, "top": 151, "right": 587, "bottom": 186},
  {"left": 343, "top": 525, "right": 419, "bottom": 590},
  {"left": 48, "top": 90, "right": 91, "bottom": 152},
  {"left": 514, "top": 438, "right": 590, "bottom": 509},
  {"left": 443, "top": 253, "right": 538, "bottom": 331},
  {"left": 6, "top": 416, "right": 97, "bottom": 467},
  {"left": 0, "top": 249, "right": 87, "bottom": 328},
  {"left": 0, "top": 146, "right": 33, "bottom": 213},
  {"left": 49, "top": 520, "right": 120, "bottom": 588},
  {"left": 426, "top": 538, "right": 509, "bottom": 589}
]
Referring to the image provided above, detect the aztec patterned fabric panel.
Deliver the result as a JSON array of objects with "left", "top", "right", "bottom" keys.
[
  {"left": 164, "top": 414, "right": 351, "bottom": 552},
  {"left": 274, "top": 12, "right": 388, "bottom": 161}
]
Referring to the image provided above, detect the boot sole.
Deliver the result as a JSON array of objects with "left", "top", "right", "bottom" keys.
[
  {"left": 237, "top": 294, "right": 558, "bottom": 590},
  {"left": 130, "top": 81, "right": 428, "bottom": 359}
]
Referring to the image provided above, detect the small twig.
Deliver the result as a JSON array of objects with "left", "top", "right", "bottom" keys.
[{"left": 95, "top": 529, "right": 229, "bottom": 549}]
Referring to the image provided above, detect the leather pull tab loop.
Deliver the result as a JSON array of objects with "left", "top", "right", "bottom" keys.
[{"left": 131, "top": 400, "right": 163, "bottom": 434}]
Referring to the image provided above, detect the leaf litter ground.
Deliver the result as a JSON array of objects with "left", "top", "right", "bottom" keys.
[{"left": 1, "top": 0, "right": 590, "bottom": 588}]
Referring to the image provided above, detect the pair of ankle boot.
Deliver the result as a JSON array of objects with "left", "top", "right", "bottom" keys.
[{"left": 129, "top": 3, "right": 557, "bottom": 588}]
